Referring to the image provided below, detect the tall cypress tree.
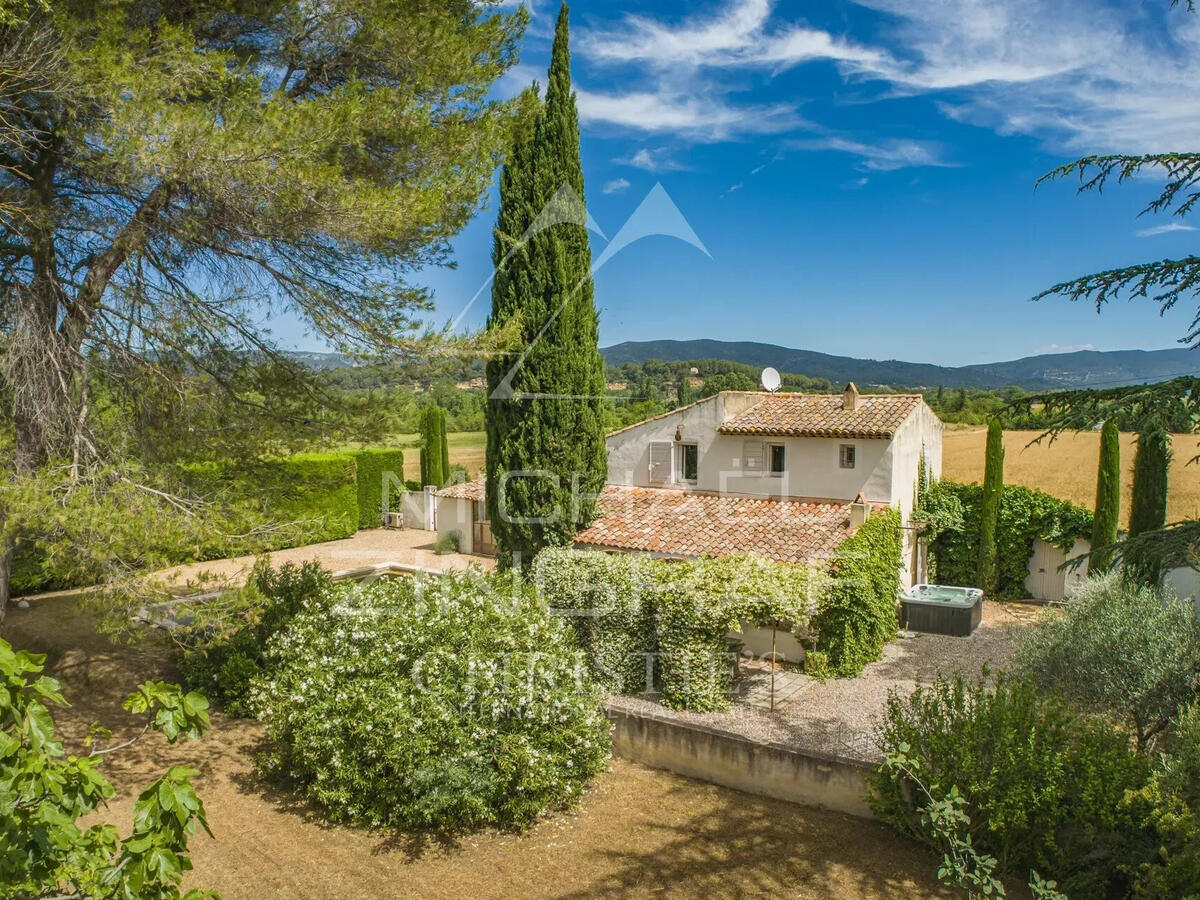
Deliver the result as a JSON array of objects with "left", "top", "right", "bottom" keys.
[
  {"left": 419, "top": 406, "right": 448, "bottom": 488},
  {"left": 1127, "top": 426, "right": 1171, "bottom": 582},
  {"left": 977, "top": 418, "right": 1004, "bottom": 592},
  {"left": 485, "top": 4, "right": 607, "bottom": 568},
  {"left": 1090, "top": 421, "right": 1121, "bottom": 572}
]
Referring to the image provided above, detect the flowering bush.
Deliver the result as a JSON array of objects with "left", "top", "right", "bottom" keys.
[{"left": 252, "top": 570, "right": 611, "bottom": 830}]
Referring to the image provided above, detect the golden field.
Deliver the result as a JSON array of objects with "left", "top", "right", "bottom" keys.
[{"left": 942, "top": 428, "right": 1200, "bottom": 528}]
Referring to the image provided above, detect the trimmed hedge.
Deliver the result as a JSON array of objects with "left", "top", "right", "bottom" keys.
[
  {"left": 535, "top": 548, "right": 826, "bottom": 711},
  {"left": 182, "top": 452, "right": 359, "bottom": 547},
  {"left": 812, "top": 508, "right": 904, "bottom": 678},
  {"left": 919, "top": 480, "right": 1092, "bottom": 597},
  {"left": 349, "top": 449, "right": 405, "bottom": 529}
]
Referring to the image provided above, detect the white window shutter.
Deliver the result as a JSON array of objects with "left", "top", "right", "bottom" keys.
[
  {"left": 649, "top": 441, "right": 673, "bottom": 483},
  {"left": 742, "top": 440, "right": 764, "bottom": 472}
]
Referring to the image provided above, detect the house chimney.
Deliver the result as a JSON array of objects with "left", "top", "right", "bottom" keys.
[
  {"left": 849, "top": 492, "right": 871, "bottom": 528},
  {"left": 843, "top": 382, "right": 860, "bottom": 411}
]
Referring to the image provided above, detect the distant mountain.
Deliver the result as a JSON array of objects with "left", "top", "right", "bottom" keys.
[
  {"left": 600, "top": 339, "right": 1200, "bottom": 391},
  {"left": 284, "top": 350, "right": 354, "bottom": 370}
]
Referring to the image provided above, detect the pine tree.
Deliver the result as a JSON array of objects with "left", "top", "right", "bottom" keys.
[
  {"left": 978, "top": 419, "right": 1004, "bottom": 592},
  {"left": 419, "top": 406, "right": 448, "bottom": 488},
  {"left": 1090, "top": 421, "right": 1121, "bottom": 571},
  {"left": 1127, "top": 426, "right": 1171, "bottom": 581},
  {"left": 485, "top": 3, "right": 608, "bottom": 568}
]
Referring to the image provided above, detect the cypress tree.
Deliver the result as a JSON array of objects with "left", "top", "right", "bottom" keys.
[
  {"left": 485, "top": 3, "right": 607, "bottom": 568},
  {"left": 977, "top": 418, "right": 1004, "bottom": 592},
  {"left": 1090, "top": 421, "right": 1121, "bottom": 571},
  {"left": 1127, "top": 426, "right": 1171, "bottom": 581},
  {"left": 677, "top": 373, "right": 695, "bottom": 407},
  {"left": 419, "top": 406, "right": 448, "bottom": 488}
]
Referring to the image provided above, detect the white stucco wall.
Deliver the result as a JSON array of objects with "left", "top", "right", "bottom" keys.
[
  {"left": 606, "top": 393, "right": 912, "bottom": 504},
  {"left": 436, "top": 497, "right": 474, "bottom": 554}
]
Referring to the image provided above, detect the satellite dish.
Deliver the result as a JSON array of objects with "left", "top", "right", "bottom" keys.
[{"left": 761, "top": 367, "right": 781, "bottom": 392}]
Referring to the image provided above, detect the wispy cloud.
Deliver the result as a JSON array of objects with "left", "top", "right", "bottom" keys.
[
  {"left": 1136, "top": 222, "right": 1197, "bottom": 238},
  {"left": 616, "top": 147, "right": 690, "bottom": 173},
  {"left": 602, "top": 178, "right": 632, "bottom": 195},
  {"left": 721, "top": 181, "right": 745, "bottom": 198},
  {"left": 787, "top": 136, "right": 955, "bottom": 170}
]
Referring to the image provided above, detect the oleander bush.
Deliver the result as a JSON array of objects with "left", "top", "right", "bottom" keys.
[
  {"left": 252, "top": 570, "right": 611, "bottom": 830},
  {"left": 179, "top": 561, "right": 333, "bottom": 717},
  {"left": 871, "top": 673, "right": 1153, "bottom": 898},
  {"left": 812, "top": 508, "right": 904, "bottom": 677},
  {"left": 535, "top": 548, "right": 827, "bottom": 711}
]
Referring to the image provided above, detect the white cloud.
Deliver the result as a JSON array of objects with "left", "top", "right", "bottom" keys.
[
  {"left": 721, "top": 181, "right": 745, "bottom": 198},
  {"left": 575, "top": 0, "right": 1200, "bottom": 154},
  {"left": 1136, "top": 222, "right": 1197, "bottom": 238},
  {"left": 576, "top": 87, "right": 803, "bottom": 141},
  {"left": 615, "top": 147, "right": 690, "bottom": 173},
  {"left": 1033, "top": 342, "right": 1096, "bottom": 355},
  {"left": 787, "top": 136, "right": 955, "bottom": 170},
  {"left": 602, "top": 178, "right": 632, "bottom": 195}
]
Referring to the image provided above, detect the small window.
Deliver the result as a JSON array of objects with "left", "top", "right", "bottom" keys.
[
  {"left": 678, "top": 443, "right": 699, "bottom": 482},
  {"left": 839, "top": 444, "right": 856, "bottom": 469},
  {"left": 768, "top": 443, "right": 786, "bottom": 475}
]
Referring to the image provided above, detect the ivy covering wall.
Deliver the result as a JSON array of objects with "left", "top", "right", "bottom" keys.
[
  {"left": 812, "top": 509, "right": 905, "bottom": 678},
  {"left": 918, "top": 480, "right": 1092, "bottom": 597},
  {"left": 535, "top": 549, "right": 826, "bottom": 711}
]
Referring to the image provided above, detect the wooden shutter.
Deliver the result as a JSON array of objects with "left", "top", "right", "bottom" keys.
[
  {"left": 742, "top": 440, "right": 764, "bottom": 472},
  {"left": 649, "top": 441, "right": 673, "bottom": 483}
]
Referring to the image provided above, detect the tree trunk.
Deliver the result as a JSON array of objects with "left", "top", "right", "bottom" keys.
[{"left": 0, "top": 531, "right": 11, "bottom": 632}]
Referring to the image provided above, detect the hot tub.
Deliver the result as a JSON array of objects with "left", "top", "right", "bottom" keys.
[{"left": 901, "top": 584, "right": 983, "bottom": 637}]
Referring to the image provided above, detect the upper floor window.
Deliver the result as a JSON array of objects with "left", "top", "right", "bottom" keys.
[
  {"left": 768, "top": 443, "right": 786, "bottom": 475},
  {"left": 839, "top": 444, "right": 857, "bottom": 469},
  {"left": 678, "top": 443, "right": 699, "bottom": 483}
]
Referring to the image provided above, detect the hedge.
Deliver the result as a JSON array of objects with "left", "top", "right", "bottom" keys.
[
  {"left": 812, "top": 508, "right": 904, "bottom": 678},
  {"left": 535, "top": 548, "right": 826, "bottom": 711},
  {"left": 919, "top": 480, "right": 1092, "bottom": 597},
  {"left": 12, "top": 450, "right": 401, "bottom": 594},
  {"left": 349, "top": 449, "right": 405, "bottom": 529}
]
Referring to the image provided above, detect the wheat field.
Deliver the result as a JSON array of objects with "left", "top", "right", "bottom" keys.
[{"left": 942, "top": 428, "right": 1200, "bottom": 528}]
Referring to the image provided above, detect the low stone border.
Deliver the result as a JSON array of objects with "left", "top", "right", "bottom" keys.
[{"left": 606, "top": 703, "right": 876, "bottom": 819}]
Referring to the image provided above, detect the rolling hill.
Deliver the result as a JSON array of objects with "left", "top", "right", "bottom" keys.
[{"left": 600, "top": 340, "right": 1200, "bottom": 391}]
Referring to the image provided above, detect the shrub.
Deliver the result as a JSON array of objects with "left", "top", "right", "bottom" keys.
[
  {"left": 813, "top": 509, "right": 904, "bottom": 677},
  {"left": 871, "top": 673, "right": 1151, "bottom": 898},
  {"left": 350, "top": 449, "right": 404, "bottom": 529},
  {"left": 535, "top": 548, "right": 657, "bottom": 694},
  {"left": 534, "top": 548, "right": 825, "bottom": 710},
  {"left": 918, "top": 481, "right": 1092, "bottom": 597},
  {"left": 253, "top": 570, "right": 611, "bottom": 830},
  {"left": 179, "top": 561, "right": 333, "bottom": 717},
  {"left": 433, "top": 531, "right": 461, "bottom": 554},
  {"left": 1017, "top": 571, "right": 1200, "bottom": 752}
]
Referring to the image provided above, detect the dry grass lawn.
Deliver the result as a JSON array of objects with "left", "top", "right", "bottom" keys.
[
  {"left": 3, "top": 598, "right": 954, "bottom": 900},
  {"left": 943, "top": 428, "right": 1200, "bottom": 528}
]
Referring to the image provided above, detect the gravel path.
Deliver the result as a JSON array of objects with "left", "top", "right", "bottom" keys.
[{"left": 608, "top": 601, "right": 1041, "bottom": 761}]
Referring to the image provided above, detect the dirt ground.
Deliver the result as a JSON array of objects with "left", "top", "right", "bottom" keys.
[
  {"left": 3, "top": 595, "right": 954, "bottom": 899},
  {"left": 943, "top": 428, "right": 1200, "bottom": 527}
]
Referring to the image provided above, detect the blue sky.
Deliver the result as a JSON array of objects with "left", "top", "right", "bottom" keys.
[{"left": 283, "top": 0, "right": 1200, "bottom": 368}]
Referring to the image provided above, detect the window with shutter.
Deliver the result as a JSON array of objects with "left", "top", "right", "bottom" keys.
[
  {"left": 649, "top": 441, "right": 673, "bottom": 483},
  {"left": 742, "top": 440, "right": 764, "bottom": 472}
]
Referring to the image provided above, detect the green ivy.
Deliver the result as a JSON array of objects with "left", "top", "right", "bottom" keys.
[
  {"left": 812, "top": 509, "right": 904, "bottom": 678},
  {"left": 918, "top": 481, "right": 1092, "bottom": 598}
]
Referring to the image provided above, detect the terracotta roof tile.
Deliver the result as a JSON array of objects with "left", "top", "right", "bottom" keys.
[
  {"left": 717, "top": 392, "right": 921, "bottom": 439},
  {"left": 574, "top": 485, "right": 858, "bottom": 564},
  {"left": 434, "top": 478, "right": 485, "bottom": 502}
]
